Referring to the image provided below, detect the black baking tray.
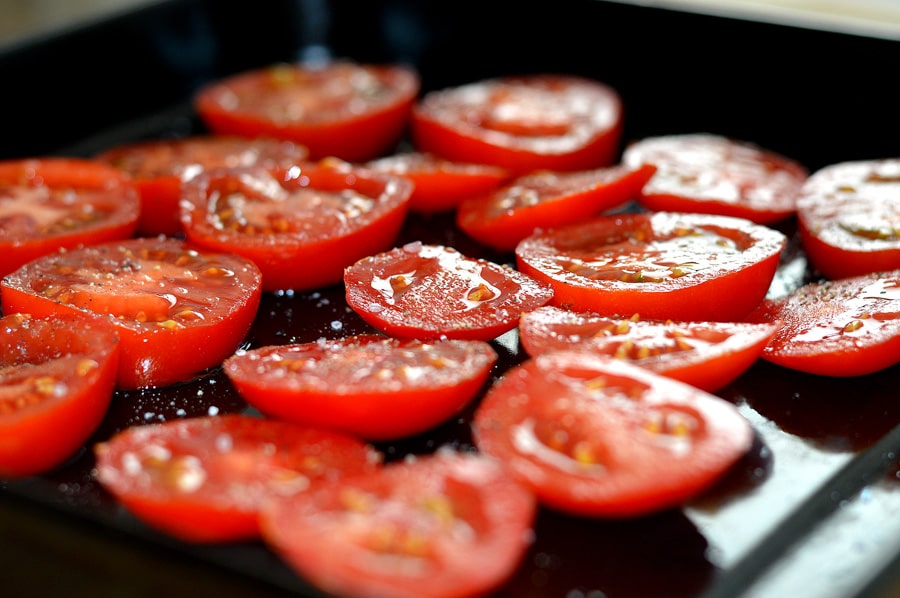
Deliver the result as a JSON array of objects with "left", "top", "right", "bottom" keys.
[{"left": 1, "top": 1, "right": 899, "bottom": 597}]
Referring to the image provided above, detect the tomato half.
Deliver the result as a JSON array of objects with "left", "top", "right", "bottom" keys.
[
  {"left": 796, "top": 158, "right": 900, "bottom": 279},
  {"left": 0, "top": 157, "right": 140, "bottom": 277},
  {"left": 1, "top": 237, "right": 262, "bottom": 389},
  {"left": 0, "top": 312, "right": 119, "bottom": 478},
  {"left": 472, "top": 351, "right": 755, "bottom": 517},
  {"left": 194, "top": 61, "right": 420, "bottom": 162},
  {"left": 259, "top": 450, "right": 536, "bottom": 598},
  {"left": 93, "top": 414, "right": 382, "bottom": 543},
  {"left": 747, "top": 270, "right": 900, "bottom": 377},
  {"left": 621, "top": 133, "right": 808, "bottom": 224},
  {"left": 518, "top": 305, "right": 779, "bottom": 392},
  {"left": 515, "top": 211, "right": 787, "bottom": 321},
  {"left": 96, "top": 135, "right": 309, "bottom": 236},
  {"left": 224, "top": 334, "right": 497, "bottom": 440},
  {"left": 344, "top": 241, "right": 554, "bottom": 341},
  {"left": 411, "top": 74, "right": 623, "bottom": 174},
  {"left": 366, "top": 151, "right": 511, "bottom": 214},
  {"left": 180, "top": 159, "right": 413, "bottom": 292},
  {"left": 456, "top": 163, "right": 656, "bottom": 252}
]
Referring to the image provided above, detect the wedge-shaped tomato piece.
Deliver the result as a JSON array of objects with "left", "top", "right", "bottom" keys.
[
  {"left": 180, "top": 158, "right": 412, "bottom": 292},
  {"left": 456, "top": 163, "right": 655, "bottom": 252},
  {"left": 796, "top": 158, "right": 900, "bottom": 279},
  {"left": 0, "top": 157, "right": 140, "bottom": 277},
  {"left": 748, "top": 270, "right": 900, "bottom": 377},
  {"left": 622, "top": 133, "right": 807, "bottom": 224},
  {"left": 472, "top": 351, "right": 754, "bottom": 517},
  {"left": 224, "top": 334, "right": 497, "bottom": 440},
  {"left": 1, "top": 237, "right": 262, "bottom": 389},
  {"left": 344, "top": 242, "right": 553, "bottom": 341},
  {"left": 515, "top": 211, "right": 786, "bottom": 321},
  {"left": 0, "top": 312, "right": 119, "bottom": 478},
  {"left": 94, "top": 414, "right": 381, "bottom": 543},
  {"left": 519, "top": 306, "right": 779, "bottom": 392},
  {"left": 260, "top": 450, "right": 537, "bottom": 598}
]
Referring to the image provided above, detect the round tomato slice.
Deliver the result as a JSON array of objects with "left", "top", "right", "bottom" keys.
[
  {"left": 411, "top": 74, "right": 623, "bottom": 174},
  {"left": 747, "top": 270, "right": 900, "bottom": 377},
  {"left": 472, "top": 351, "right": 755, "bottom": 517},
  {"left": 344, "top": 242, "right": 554, "bottom": 341},
  {"left": 180, "top": 159, "right": 412, "bottom": 292},
  {"left": 1, "top": 237, "right": 262, "bottom": 390},
  {"left": 621, "top": 133, "right": 808, "bottom": 224},
  {"left": 456, "top": 163, "right": 656, "bottom": 252},
  {"left": 366, "top": 151, "right": 511, "bottom": 214},
  {"left": 96, "top": 135, "right": 309, "bottom": 236},
  {"left": 518, "top": 305, "right": 779, "bottom": 392},
  {"left": 0, "top": 312, "right": 119, "bottom": 478},
  {"left": 796, "top": 158, "right": 900, "bottom": 279},
  {"left": 259, "top": 450, "right": 536, "bottom": 598},
  {"left": 0, "top": 157, "right": 140, "bottom": 277},
  {"left": 515, "top": 211, "right": 787, "bottom": 321},
  {"left": 93, "top": 414, "right": 382, "bottom": 543},
  {"left": 224, "top": 334, "right": 497, "bottom": 440},
  {"left": 194, "top": 60, "right": 420, "bottom": 162}
]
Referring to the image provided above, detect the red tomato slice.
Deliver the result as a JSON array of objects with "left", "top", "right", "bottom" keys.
[
  {"left": 0, "top": 157, "right": 140, "bottom": 277},
  {"left": 621, "top": 133, "right": 807, "bottom": 224},
  {"left": 93, "top": 414, "right": 382, "bottom": 543},
  {"left": 456, "top": 163, "right": 656, "bottom": 252},
  {"left": 747, "top": 270, "right": 900, "bottom": 377},
  {"left": 366, "top": 151, "right": 511, "bottom": 214},
  {"left": 194, "top": 61, "right": 420, "bottom": 162},
  {"left": 518, "top": 305, "right": 779, "bottom": 392},
  {"left": 515, "top": 211, "right": 787, "bottom": 321},
  {"left": 259, "top": 450, "right": 536, "bottom": 598},
  {"left": 96, "top": 135, "right": 309, "bottom": 236},
  {"left": 1, "top": 237, "right": 262, "bottom": 390},
  {"left": 472, "top": 351, "right": 755, "bottom": 517},
  {"left": 0, "top": 312, "right": 119, "bottom": 478},
  {"left": 411, "top": 74, "right": 623, "bottom": 174},
  {"left": 796, "top": 158, "right": 900, "bottom": 279},
  {"left": 224, "top": 334, "right": 497, "bottom": 440},
  {"left": 180, "top": 159, "right": 412, "bottom": 292},
  {"left": 344, "top": 242, "right": 554, "bottom": 341}
]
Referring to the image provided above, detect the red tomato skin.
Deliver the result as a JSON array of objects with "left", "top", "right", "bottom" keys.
[
  {"left": 1, "top": 237, "right": 263, "bottom": 390},
  {"left": 472, "top": 351, "right": 755, "bottom": 517},
  {"left": 224, "top": 335, "right": 498, "bottom": 440},
  {"left": 0, "top": 158, "right": 140, "bottom": 277},
  {"left": 194, "top": 61, "right": 420, "bottom": 162},
  {"left": 515, "top": 211, "right": 786, "bottom": 322},
  {"left": 260, "top": 451, "right": 537, "bottom": 598},
  {"left": 0, "top": 312, "right": 119, "bottom": 478}
]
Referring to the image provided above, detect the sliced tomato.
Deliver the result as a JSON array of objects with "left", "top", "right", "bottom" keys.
[
  {"left": 747, "top": 270, "right": 900, "bottom": 377},
  {"left": 411, "top": 74, "right": 623, "bottom": 174},
  {"left": 259, "top": 450, "right": 536, "bottom": 598},
  {"left": 224, "top": 334, "right": 497, "bottom": 440},
  {"left": 344, "top": 241, "right": 554, "bottom": 341},
  {"left": 518, "top": 305, "right": 779, "bottom": 392},
  {"left": 96, "top": 135, "right": 309, "bottom": 236},
  {"left": 621, "top": 133, "right": 807, "bottom": 224},
  {"left": 366, "top": 151, "right": 511, "bottom": 214},
  {"left": 194, "top": 60, "right": 420, "bottom": 162},
  {"left": 472, "top": 351, "right": 755, "bottom": 517},
  {"left": 93, "top": 414, "right": 382, "bottom": 543},
  {"left": 456, "top": 163, "right": 656, "bottom": 252},
  {"left": 180, "top": 158, "right": 412, "bottom": 292},
  {"left": 515, "top": 211, "right": 787, "bottom": 321},
  {"left": 1, "top": 237, "right": 262, "bottom": 390},
  {"left": 0, "top": 312, "right": 119, "bottom": 478},
  {"left": 796, "top": 158, "right": 900, "bottom": 279},
  {"left": 0, "top": 157, "right": 140, "bottom": 277}
]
